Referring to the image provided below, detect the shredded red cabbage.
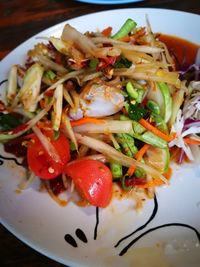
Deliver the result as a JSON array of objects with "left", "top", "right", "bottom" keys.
[
  {"left": 184, "top": 119, "right": 200, "bottom": 129},
  {"left": 179, "top": 64, "right": 200, "bottom": 81}
]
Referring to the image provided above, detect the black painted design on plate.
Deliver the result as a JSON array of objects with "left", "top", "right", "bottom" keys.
[
  {"left": 94, "top": 207, "right": 99, "bottom": 240},
  {"left": 1, "top": 132, "right": 198, "bottom": 257},
  {"left": 64, "top": 234, "right": 77, "bottom": 248},
  {"left": 0, "top": 79, "right": 7, "bottom": 86},
  {"left": 115, "top": 195, "right": 158, "bottom": 248},
  {"left": 64, "top": 228, "right": 88, "bottom": 248},
  {"left": 75, "top": 228, "right": 87, "bottom": 243},
  {"left": 119, "top": 223, "right": 200, "bottom": 256},
  {"left": 64, "top": 207, "right": 99, "bottom": 248},
  {"left": 0, "top": 154, "right": 24, "bottom": 166}
]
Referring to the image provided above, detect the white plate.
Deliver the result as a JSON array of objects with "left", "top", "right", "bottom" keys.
[
  {"left": 75, "top": 0, "right": 144, "bottom": 5},
  {"left": 0, "top": 8, "right": 200, "bottom": 267}
]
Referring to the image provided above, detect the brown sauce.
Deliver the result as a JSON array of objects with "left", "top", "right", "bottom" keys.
[{"left": 158, "top": 34, "right": 200, "bottom": 69}]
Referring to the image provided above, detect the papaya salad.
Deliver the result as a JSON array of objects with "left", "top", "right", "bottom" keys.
[{"left": 0, "top": 17, "right": 200, "bottom": 208}]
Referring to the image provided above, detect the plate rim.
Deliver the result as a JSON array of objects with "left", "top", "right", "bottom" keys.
[
  {"left": 1, "top": 7, "right": 200, "bottom": 267},
  {"left": 75, "top": 0, "right": 144, "bottom": 5},
  {"left": 0, "top": 7, "right": 200, "bottom": 64}
]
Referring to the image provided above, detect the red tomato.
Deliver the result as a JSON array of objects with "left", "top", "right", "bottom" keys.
[
  {"left": 27, "top": 132, "right": 70, "bottom": 179},
  {"left": 65, "top": 159, "right": 112, "bottom": 208}
]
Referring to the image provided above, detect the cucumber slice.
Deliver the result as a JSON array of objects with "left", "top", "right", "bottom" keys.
[
  {"left": 147, "top": 83, "right": 164, "bottom": 117},
  {"left": 144, "top": 146, "right": 170, "bottom": 173},
  {"left": 157, "top": 82, "right": 172, "bottom": 123}
]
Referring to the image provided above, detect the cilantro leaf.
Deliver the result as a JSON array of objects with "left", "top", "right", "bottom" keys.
[
  {"left": 0, "top": 113, "right": 22, "bottom": 131},
  {"left": 128, "top": 103, "right": 148, "bottom": 121},
  {"left": 114, "top": 57, "right": 132, "bottom": 68}
]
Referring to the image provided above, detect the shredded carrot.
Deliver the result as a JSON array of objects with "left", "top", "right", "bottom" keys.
[
  {"left": 139, "top": 118, "right": 174, "bottom": 142},
  {"left": 70, "top": 117, "right": 106, "bottom": 127},
  {"left": 119, "top": 36, "right": 131, "bottom": 42},
  {"left": 135, "top": 144, "right": 151, "bottom": 161},
  {"left": 127, "top": 144, "right": 150, "bottom": 176},
  {"left": 127, "top": 165, "right": 136, "bottom": 177},
  {"left": 101, "top": 26, "right": 112, "bottom": 37},
  {"left": 183, "top": 137, "right": 200, "bottom": 145}
]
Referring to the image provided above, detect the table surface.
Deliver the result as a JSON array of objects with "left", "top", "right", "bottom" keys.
[{"left": 0, "top": 0, "right": 199, "bottom": 266}]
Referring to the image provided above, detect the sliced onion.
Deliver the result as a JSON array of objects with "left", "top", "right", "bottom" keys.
[
  {"left": 68, "top": 154, "right": 107, "bottom": 164},
  {"left": 7, "top": 65, "right": 17, "bottom": 103},
  {"left": 62, "top": 113, "right": 78, "bottom": 151},
  {"left": 52, "top": 84, "right": 63, "bottom": 131},
  {"left": 35, "top": 55, "right": 67, "bottom": 74},
  {"left": 169, "top": 89, "right": 184, "bottom": 128},
  {"left": 61, "top": 24, "right": 96, "bottom": 56},
  {"left": 92, "top": 37, "right": 163, "bottom": 54},
  {"left": 38, "top": 69, "right": 85, "bottom": 101},
  {"left": 18, "top": 171, "right": 35, "bottom": 191},
  {"left": 73, "top": 120, "right": 133, "bottom": 134}
]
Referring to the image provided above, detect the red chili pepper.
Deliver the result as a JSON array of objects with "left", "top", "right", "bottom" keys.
[
  {"left": 125, "top": 177, "right": 147, "bottom": 187},
  {"left": 11, "top": 123, "right": 28, "bottom": 134},
  {"left": 97, "top": 56, "right": 118, "bottom": 70}
]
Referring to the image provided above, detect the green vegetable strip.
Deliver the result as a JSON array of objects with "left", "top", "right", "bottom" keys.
[
  {"left": 110, "top": 159, "right": 123, "bottom": 179},
  {"left": 119, "top": 118, "right": 151, "bottom": 181},
  {"left": 157, "top": 82, "right": 172, "bottom": 123},
  {"left": 132, "top": 120, "right": 146, "bottom": 134},
  {"left": 89, "top": 58, "right": 99, "bottom": 69},
  {"left": 112, "top": 18, "right": 137, "bottom": 40},
  {"left": 141, "top": 131, "right": 167, "bottom": 148},
  {"left": 121, "top": 103, "right": 167, "bottom": 148},
  {"left": 147, "top": 100, "right": 160, "bottom": 115},
  {"left": 44, "top": 70, "right": 56, "bottom": 80},
  {"left": 134, "top": 167, "right": 146, "bottom": 178},
  {"left": 136, "top": 89, "right": 144, "bottom": 103},
  {"left": 126, "top": 81, "right": 138, "bottom": 99},
  {"left": 130, "top": 131, "right": 167, "bottom": 149},
  {"left": 117, "top": 133, "right": 138, "bottom": 157},
  {"left": 151, "top": 114, "right": 169, "bottom": 134},
  {"left": 110, "top": 134, "right": 123, "bottom": 179},
  {"left": 70, "top": 141, "right": 77, "bottom": 151},
  {"left": 119, "top": 114, "right": 129, "bottom": 121}
]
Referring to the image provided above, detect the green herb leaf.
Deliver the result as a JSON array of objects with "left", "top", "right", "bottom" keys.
[
  {"left": 70, "top": 141, "right": 77, "bottom": 151},
  {"left": 128, "top": 104, "right": 148, "bottom": 121},
  {"left": 53, "top": 130, "right": 60, "bottom": 140},
  {"left": 89, "top": 58, "right": 99, "bottom": 69},
  {"left": 0, "top": 113, "right": 22, "bottom": 131},
  {"left": 44, "top": 70, "right": 56, "bottom": 80},
  {"left": 114, "top": 57, "right": 132, "bottom": 68}
]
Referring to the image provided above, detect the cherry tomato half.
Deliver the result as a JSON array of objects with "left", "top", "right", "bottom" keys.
[
  {"left": 65, "top": 159, "right": 112, "bottom": 208},
  {"left": 27, "top": 132, "right": 70, "bottom": 179}
]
